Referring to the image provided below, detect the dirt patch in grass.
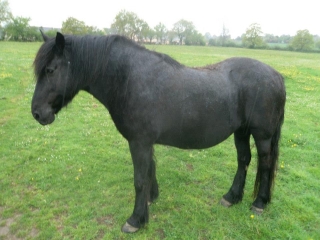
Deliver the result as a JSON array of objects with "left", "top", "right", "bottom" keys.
[
  {"left": 0, "top": 214, "right": 21, "bottom": 239},
  {"left": 156, "top": 228, "right": 166, "bottom": 239},
  {"left": 97, "top": 214, "right": 114, "bottom": 226},
  {"left": 186, "top": 163, "right": 194, "bottom": 171},
  {"left": 0, "top": 208, "right": 38, "bottom": 239}
]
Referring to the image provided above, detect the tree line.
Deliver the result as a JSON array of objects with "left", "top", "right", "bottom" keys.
[
  {"left": 1, "top": 0, "right": 319, "bottom": 52},
  {"left": 57, "top": 11, "right": 206, "bottom": 46}
]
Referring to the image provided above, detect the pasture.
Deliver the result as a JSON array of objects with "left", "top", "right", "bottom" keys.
[{"left": 0, "top": 41, "right": 319, "bottom": 239}]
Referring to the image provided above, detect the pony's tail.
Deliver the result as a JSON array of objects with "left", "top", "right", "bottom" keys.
[{"left": 253, "top": 111, "right": 284, "bottom": 202}]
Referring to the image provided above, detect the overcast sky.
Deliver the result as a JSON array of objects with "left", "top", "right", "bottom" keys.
[{"left": 7, "top": 0, "right": 319, "bottom": 38}]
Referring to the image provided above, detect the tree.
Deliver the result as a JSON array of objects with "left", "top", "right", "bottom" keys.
[
  {"left": 4, "top": 16, "right": 40, "bottom": 41},
  {"left": 111, "top": 10, "right": 140, "bottom": 39},
  {"left": 25, "top": 26, "right": 41, "bottom": 41},
  {"left": 208, "top": 38, "right": 217, "bottom": 46},
  {"left": 145, "top": 28, "right": 155, "bottom": 43},
  {"left": 204, "top": 32, "right": 212, "bottom": 43},
  {"left": 167, "top": 30, "right": 176, "bottom": 44},
  {"left": 86, "top": 26, "right": 105, "bottom": 35},
  {"left": 104, "top": 27, "right": 117, "bottom": 35},
  {"left": 0, "top": 0, "right": 12, "bottom": 28},
  {"left": 61, "top": 17, "right": 88, "bottom": 35},
  {"left": 185, "top": 30, "right": 205, "bottom": 46},
  {"left": 313, "top": 35, "right": 320, "bottom": 50},
  {"left": 43, "top": 29, "right": 59, "bottom": 38},
  {"left": 264, "top": 34, "right": 280, "bottom": 44},
  {"left": 279, "top": 35, "right": 291, "bottom": 44},
  {"left": 218, "top": 24, "right": 230, "bottom": 46},
  {"left": 154, "top": 22, "right": 167, "bottom": 44},
  {"left": 172, "top": 19, "right": 195, "bottom": 45},
  {"left": 135, "top": 19, "right": 149, "bottom": 42},
  {"left": 242, "top": 23, "right": 265, "bottom": 48},
  {"left": 61, "top": 17, "right": 104, "bottom": 36},
  {"left": 290, "top": 29, "right": 314, "bottom": 51}
]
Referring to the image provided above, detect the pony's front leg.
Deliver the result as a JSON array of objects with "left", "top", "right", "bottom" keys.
[{"left": 122, "top": 141, "right": 153, "bottom": 233}]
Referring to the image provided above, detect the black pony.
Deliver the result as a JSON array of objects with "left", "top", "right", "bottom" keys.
[{"left": 31, "top": 32, "right": 286, "bottom": 233}]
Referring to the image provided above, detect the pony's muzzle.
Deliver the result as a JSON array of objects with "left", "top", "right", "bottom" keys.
[
  {"left": 31, "top": 107, "right": 55, "bottom": 125},
  {"left": 32, "top": 111, "right": 40, "bottom": 121}
]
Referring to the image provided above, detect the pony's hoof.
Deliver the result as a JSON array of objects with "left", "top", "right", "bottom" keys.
[
  {"left": 121, "top": 222, "right": 139, "bottom": 233},
  {"left": 250, "top": 205, "right": 264, "bottom": 215},
  {"left": 220, "top": 197, "right": 232, "bottom": 208}
]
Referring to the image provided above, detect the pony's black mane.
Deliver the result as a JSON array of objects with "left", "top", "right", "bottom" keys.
[
  {"left": 33, "top": 34, "right": 182, "bottom": 82},
  {"left": 107, "top": 35, "right": 183, "bottom": 68}
]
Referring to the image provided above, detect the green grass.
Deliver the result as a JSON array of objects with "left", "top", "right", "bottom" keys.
[{"left": 0, "top": 41, "right": 320, "bottom": 239}]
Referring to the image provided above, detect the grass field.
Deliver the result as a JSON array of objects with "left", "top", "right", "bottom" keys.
[{"left": 0, "top": 41, "right": 319, "bottom": 239}]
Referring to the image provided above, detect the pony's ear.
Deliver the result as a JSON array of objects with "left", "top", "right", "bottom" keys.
[
  {"left": 55, "top": 32, "right": 65, "bottom": 52},
  {"left": 40, "top": 30, "right": 49, "bottom": 42}
]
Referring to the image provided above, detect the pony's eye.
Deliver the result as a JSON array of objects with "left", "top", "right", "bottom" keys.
[{"left": 46, "top": 68, "right": 54, "bottom": 74}]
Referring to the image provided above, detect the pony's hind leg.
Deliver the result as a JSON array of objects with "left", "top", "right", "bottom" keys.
[
  {"left": 221, "top": 129, "right": 251, "bottom": 207},
  {"left": 251, "top": 132, "right": 277, "bottom": 214},
  {"left": 148, "top": 158, "right": 159, "bottom": 205}
]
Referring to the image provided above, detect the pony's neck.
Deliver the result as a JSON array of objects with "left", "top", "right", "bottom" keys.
[{"left": 77, "top": 36, "right": 134, "bottom": 110}]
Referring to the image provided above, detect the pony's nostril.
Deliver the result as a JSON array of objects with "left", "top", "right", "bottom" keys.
[{"left": 33, "top": 111, "right": 40, "bottom": 120}]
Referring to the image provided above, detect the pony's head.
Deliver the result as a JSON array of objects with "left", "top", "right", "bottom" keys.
[{"left": 31, "top": 32, "right": 75, "bottom": 125}]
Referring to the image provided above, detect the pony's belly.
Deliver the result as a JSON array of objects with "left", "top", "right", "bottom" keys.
[{"left": 156, "top": 128, "right": 233, "bottom": 149}]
